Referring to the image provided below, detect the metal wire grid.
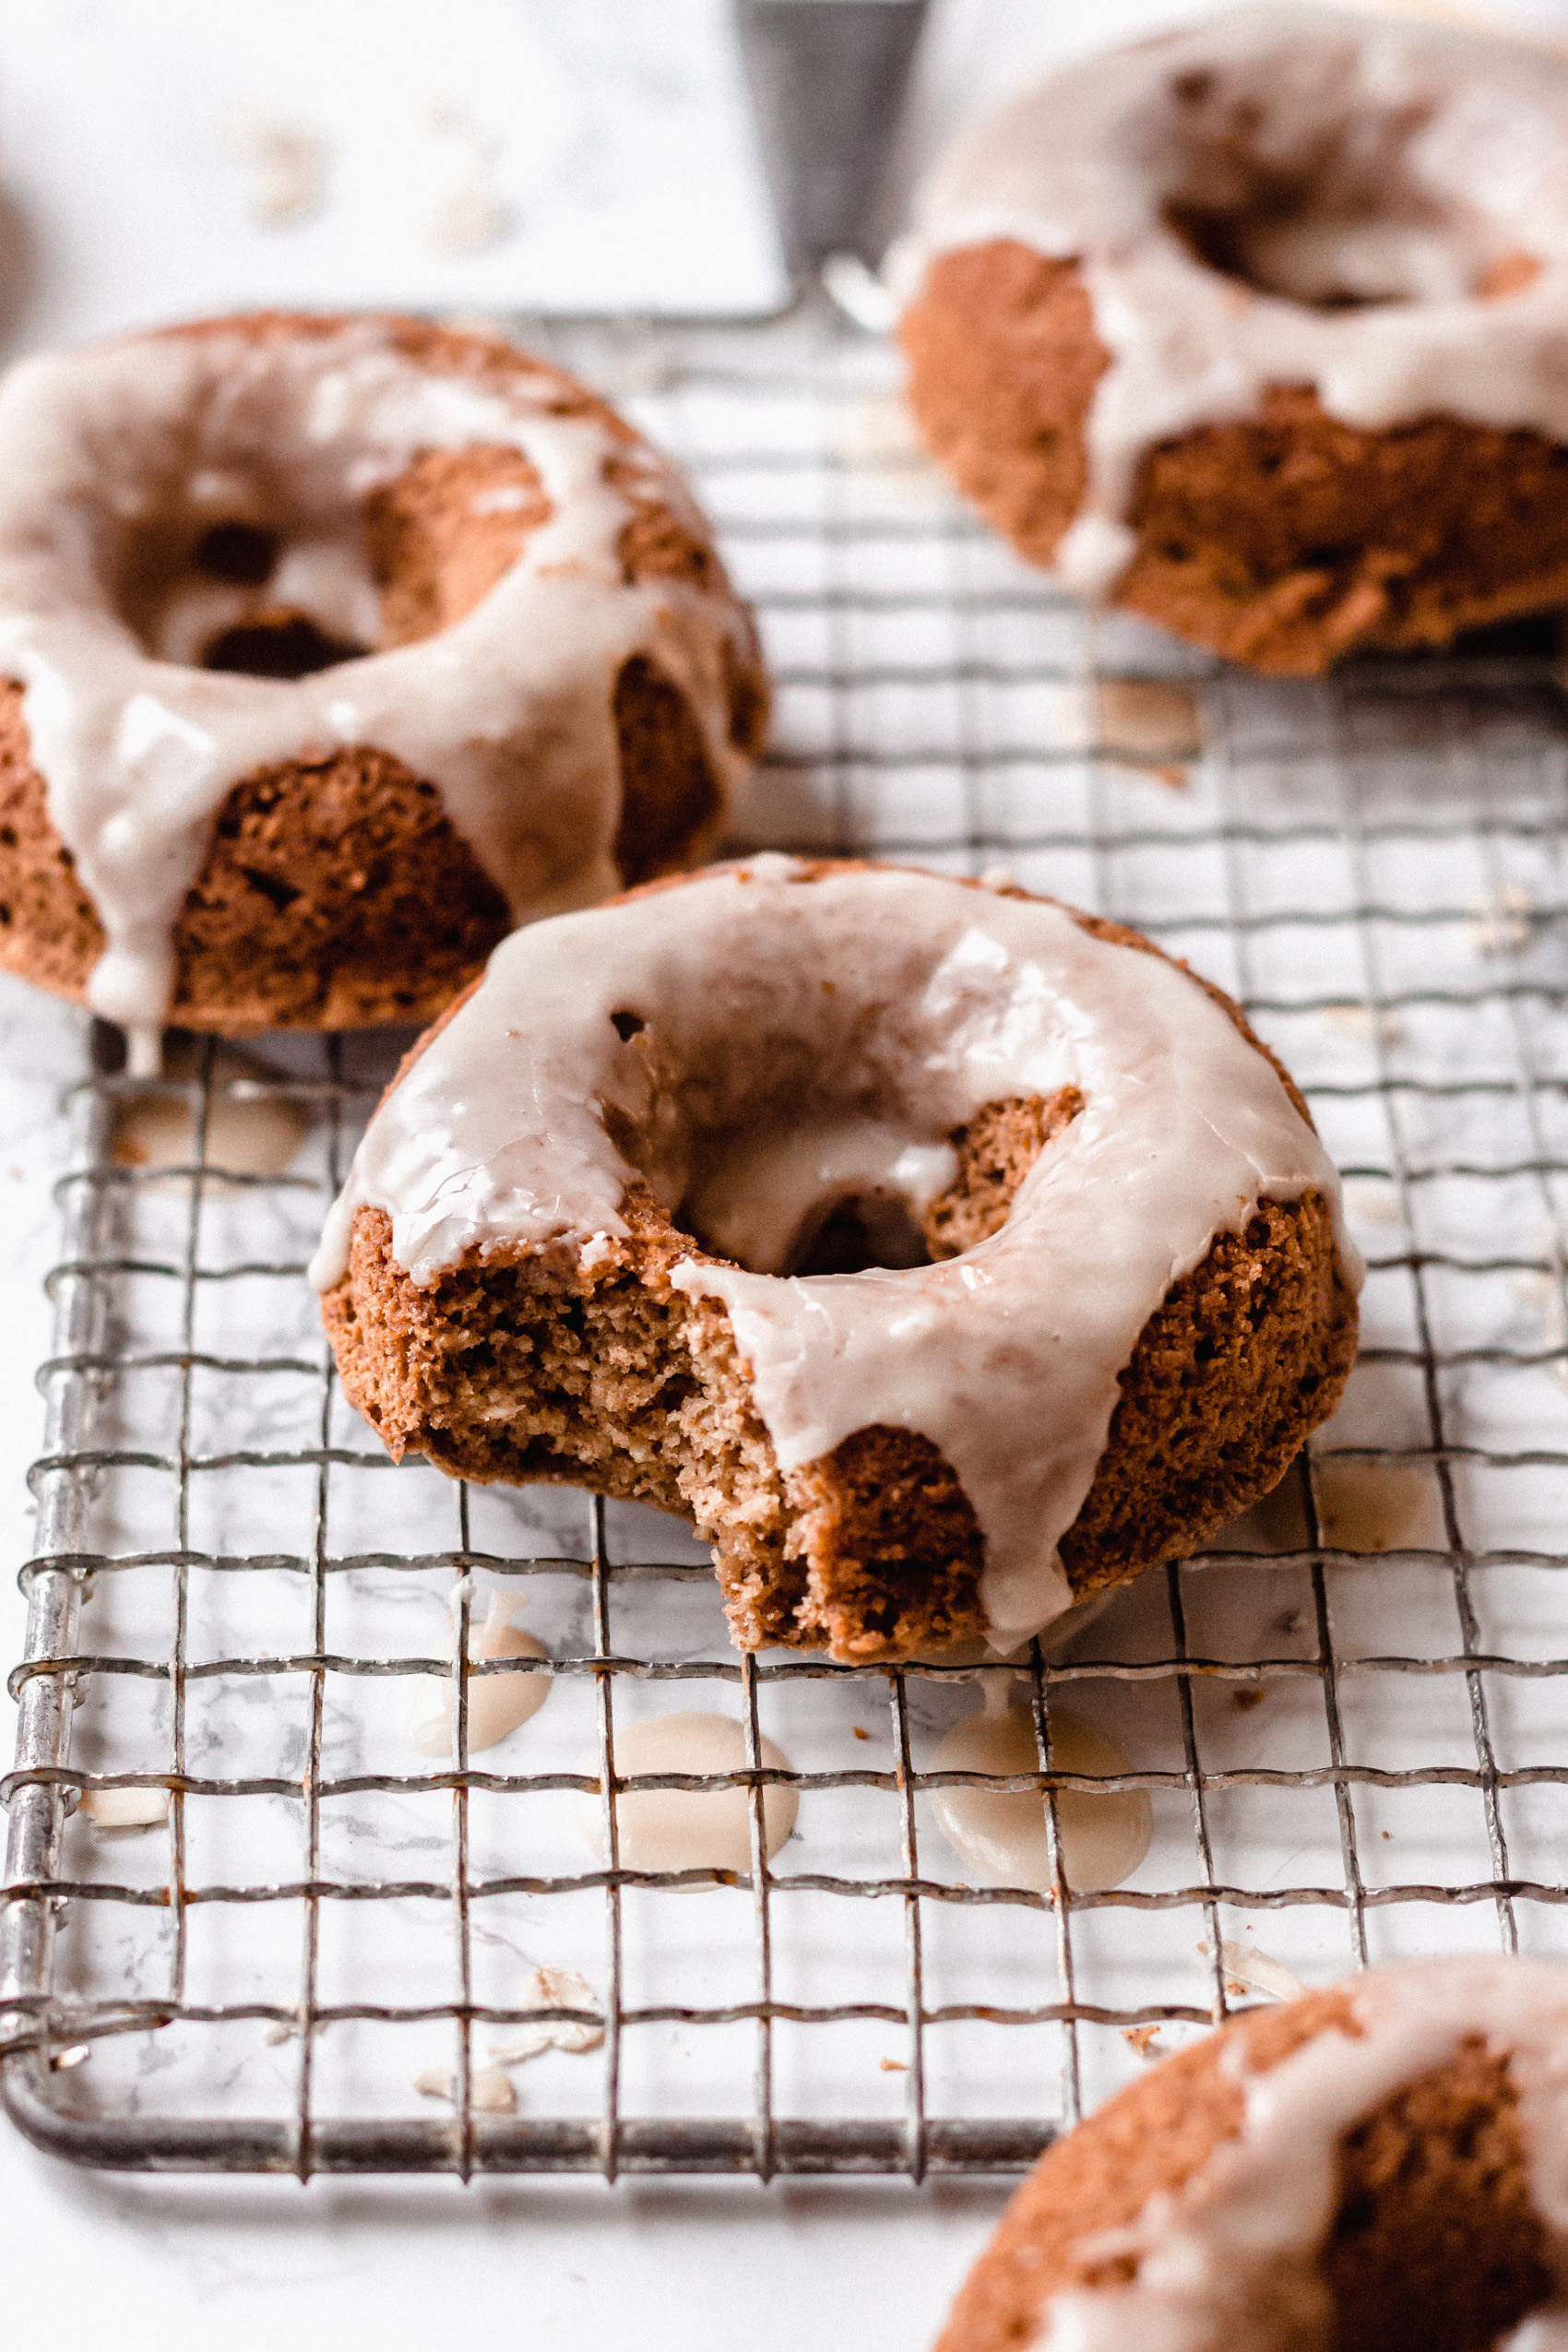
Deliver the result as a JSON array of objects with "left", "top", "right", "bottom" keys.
[{"left": 3, "top": 312, "right": 1568, "bottom": 2177}]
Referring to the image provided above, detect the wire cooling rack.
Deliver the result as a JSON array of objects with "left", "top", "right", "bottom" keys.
[{"left": 5, "top": 303, "right": 1568, "bottom": 2178}]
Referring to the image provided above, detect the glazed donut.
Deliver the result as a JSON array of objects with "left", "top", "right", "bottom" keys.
[
  {"left": 313, "top": 858, "right": 1360, "bottom": 1662},
  {"left": 0, "top": 312, "right": 767, "bottom": 1039},
  {"left": 896, "top": 6, "right": 1568, "bottom": 674},
  {"left": 939, "top": 1954, "right": 1568, "bottom": 2352}
]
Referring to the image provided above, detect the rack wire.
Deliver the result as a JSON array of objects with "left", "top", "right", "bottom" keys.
[{"left": 4, "top": 304, "right": 1568, "bottom": 2177}]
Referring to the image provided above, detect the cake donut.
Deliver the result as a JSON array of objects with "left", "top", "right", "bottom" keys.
[
  {"left": 0, "top": 312, "right": 767, "bottom": 1041},
  {"left": 896, "top": 6, "right": 1568, "bottom": 675},
  {"left": 939, "top": 1954, "right": 1568, "bottom": 2352},
  {"left": 312, "top": 858, "right": 1360, "bottom": 1662}
]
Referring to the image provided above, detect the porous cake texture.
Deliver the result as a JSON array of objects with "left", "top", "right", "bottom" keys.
[{"left": 321, "top": 869, "right": 1358, "bottom": 1662}]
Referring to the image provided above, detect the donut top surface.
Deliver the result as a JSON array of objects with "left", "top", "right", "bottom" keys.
[
  {"left": 896, "top": 4, "right": 1568, "bottom": 594},
  {"left": 313, "top": 859, "right": 1360, "bottom": 1645},
  {"left": 1014, "top": 1954, "right": 1568, "bottom": 2349},
  {"left": 0, "top": 315, "right": 753, "bottom": 1029}
]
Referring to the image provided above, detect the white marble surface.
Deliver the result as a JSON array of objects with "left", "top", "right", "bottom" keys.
[
  {"left": 0, "top": 759, "right": 1004, "bottom": 2349},
  {"left": 0, "top": 0, "right": 787, "bottom": 345},
  {"left": 3, "top": 0, "right": 1568, "bottom": 2345},
  {"left": 0, "top": 4, "right": 987, "bottom": 2334},
  {"left": 0, "top": 6, "right": 1006, "bottom": 2340}
]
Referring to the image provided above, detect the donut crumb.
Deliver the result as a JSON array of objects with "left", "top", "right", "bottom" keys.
[{"left": 324, "top": 882, "right": 1356, "bottom": 1660}]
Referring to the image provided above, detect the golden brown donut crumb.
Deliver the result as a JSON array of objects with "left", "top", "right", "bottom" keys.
[{"left": 319, "top": 861, "right": 1357, "bottom": 1661}]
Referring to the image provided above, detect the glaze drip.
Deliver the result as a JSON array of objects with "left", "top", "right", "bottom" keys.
[
  {"left": 685, "top": 1116, "right": 959, "bottom": 1274},
  {"left": 929, "top": 1704, "right": 1152, "bottom": 1895}
]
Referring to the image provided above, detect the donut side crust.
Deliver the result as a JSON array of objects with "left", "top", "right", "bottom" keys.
[
  {"left": 900, "top": 242, "right": 1568, "bottom": 675},
  {"left": 318, "top": 867, "right": 1358, "bottom": 1661},
  {"left": 936, "top": 1990, "right": 1553, "bottom": 2352},
  {"left": 0, "top": 666, "right": 748, "bottom": 1032},
  {"left": 0, "top": 313, "right": 769, "bottom": 1030},
  {"left": 322, "top": 1180, "right": 1353, "bottom": 1660}
]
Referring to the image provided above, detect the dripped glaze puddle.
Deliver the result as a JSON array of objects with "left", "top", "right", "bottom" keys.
[
  {"left": 406, "top": 1593, "right": 552, "bottom": 1757},
  {"left": 487, "top": 1966, "right": 603, "bottom": 2063},
  {"left": 1337, "top": 1176, "right": 1402, "bottom": 1226},
  {"left": 80, "top": 1787, "right": 170, "bottom": 1831},
  {"left": 112, "top": 1040, "right": 308, "bottom": 1191},
  {"left": 930, "top": 1705, "right": 1151, "bottom": 1895},
  {"left": 1094, "top": 676, "right": 1202, "bottom": 785},
  {"left": 411, "top": 1966, "right": 603, "bottom": 2110},
  {"left": 414, "top": 2062, "right": 516, "bottom": 2113},
  {"left": 1204, "top": 1936, "right": 1306, "bottom": 2004},
  {"left": 1313, "top": 1460, "right": 1443, "bottom": 1552},
  {"left": 574, "top": 1711, "right": 798, "bottom": 1881}
]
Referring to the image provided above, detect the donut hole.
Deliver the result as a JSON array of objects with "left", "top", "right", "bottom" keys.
[
  {"left": 1167, "top": 184, "right": 1490, "bottom": 310},
  {"left": 112, "top": 500, "right": 382, "bottom": 672},
  {"left": 668, "top": 1112, "right": 950, "bottom": 1277},
  {"left": 185, "top": 445, "right": 555, "bottom": 675},
  {"left": 1157, "top": 64, "right": 1532, "bottom": 309},
  {"left": 653, "top": 1091, "right": 1083, "bottom": 1279},
  {"left": 591, "top": 906, "right": 1088, "bottom": 1282},
  {"left": 785, "top": 1192, "right": 932, "bottom": 1277},
  {"left": 194, "top": 519, "right": 279, "bottom": 586},
  {"left": 108, "top": 441, "right": 558, "bottom": 674},
  {"left": 199, "top": 611, "right": 369, "bottom": 680},
  {"left": 75, "top": 348, "right": 565, "bottom": 681}
]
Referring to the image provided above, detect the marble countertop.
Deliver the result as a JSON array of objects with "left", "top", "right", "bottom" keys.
[
  {"left": 0, "top": 6, "right": 1028, "bottom": 2340},
  {"left": 2, "top": 0, "right": 1567, "bottom": 2344}
]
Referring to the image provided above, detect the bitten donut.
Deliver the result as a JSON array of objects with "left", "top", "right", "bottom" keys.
[
  {"left": 939, "top": 1954, "right": 1568, "bottom": 2352},
  {"left": 897, "top": 6, "right": 1568, "bottom": 674},
  {"left": 0, "top": 312, "right": 767, "bottom": 1040},
  {"left": 313, "top": 858, "right": 1360, "bottom": 1662}
]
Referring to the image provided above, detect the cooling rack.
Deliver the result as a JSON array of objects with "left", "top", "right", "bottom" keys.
[{"left": 4, "top": 302, "right": 1568, "bottom": 2179}]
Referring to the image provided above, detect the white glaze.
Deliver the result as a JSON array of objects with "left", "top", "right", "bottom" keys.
[
  {"left": 929, "top": 1705, "right": 1151, "bottom": 1895},
  {"left": 935, "top": 1586, "right": 1120, "bottom": 1668},
  {"left": 315, "top": 861, "right": 1360, "bottom": 1646},
  {"left": 487, "top": 1966, "right": 603, "bottom": 2063},
  {"left": 1503, "top": 2317, "right": 1568, "bottom": 2352},
  {"left": 112, "top": 1041, "right": 309, "bottom": 1192},
  {"left": 0, "top": 318, "right": 753, "bottom": 1026},
  {"left": 897, "top": 6, "right": 1568, "bottom": 594},
  {"left": 1029, "top": 1955, "right": 1568, "bottom": 2351},
  {"left": 79, "top": 1786, "right": 170, "bottom": 1831},
  {"left": 413, "top": 2062, "right": 516, "bottom": 2112},
  {"left": 1207, "top": 1938, "right": 1306, "bottom": 2006},
  {"left": 405, "top": 1592, "right": 552, "bottom": 1757},
  {"left": 573, "top": 1711, "right": 798, "bottom": 1881}
]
